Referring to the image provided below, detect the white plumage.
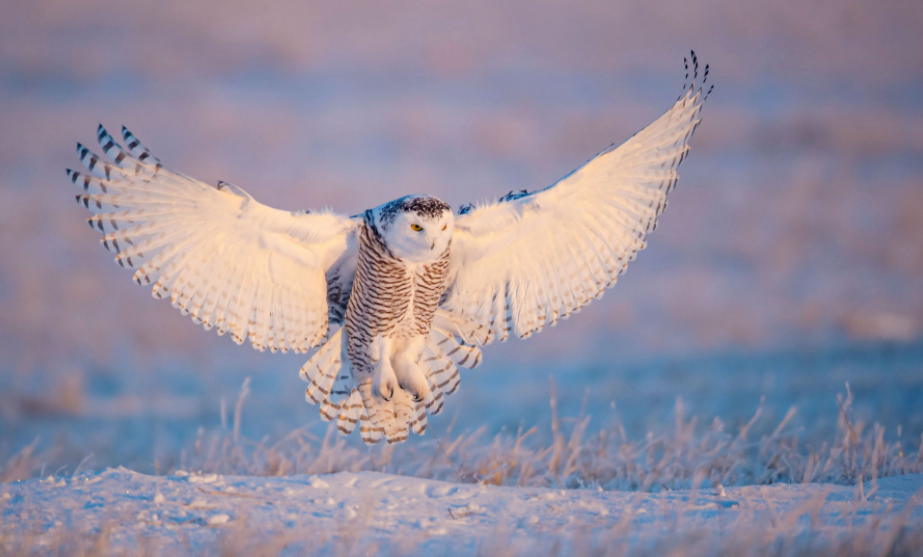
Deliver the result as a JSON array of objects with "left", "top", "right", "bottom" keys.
[
  {"left": 66, "top": 53, "right": 712, "bottom": 444},
  {"left": 70, "top": 126, "right": 356, "bottom": 353}
]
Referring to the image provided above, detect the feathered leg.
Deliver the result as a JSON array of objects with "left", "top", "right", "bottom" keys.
[{"left": 392, "top": 335, "right": 431, "bottom": 404}]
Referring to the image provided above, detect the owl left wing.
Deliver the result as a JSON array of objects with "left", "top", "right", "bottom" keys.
[
  {"left": 67, "top": 125, "right": 360, "bottom": 354},
  {"left": 443, "top": 54, "right": 712, "bottom": 343}
]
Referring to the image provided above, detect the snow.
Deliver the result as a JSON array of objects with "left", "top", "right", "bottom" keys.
[
  {"left": 2, "top": 331, "right": 921, "bottom": 554},
  {"left": 3, "top": 469, "right": 922, "bottom": 555}
]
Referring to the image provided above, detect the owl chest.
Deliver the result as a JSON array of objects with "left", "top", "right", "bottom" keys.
[{"left": 344, "top": 239, "right": 449, "bottom": 340}]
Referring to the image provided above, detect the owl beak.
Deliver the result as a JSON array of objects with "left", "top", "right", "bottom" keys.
[{"left": 430, "top": 240, "right": 436, "bottom": 250}]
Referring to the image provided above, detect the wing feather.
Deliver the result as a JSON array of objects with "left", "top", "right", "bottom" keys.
[
  {"left": 67, "top": 125, "right": 360, "bottom": 353},
  {"left": 445, "top": 53, "right": 712, "bottom": 343}
]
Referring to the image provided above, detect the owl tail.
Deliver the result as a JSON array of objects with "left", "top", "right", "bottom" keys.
[
  {"left": 299, "top": 311, "right": 488, "bottom": 446},
  {"left": 299, "top": 328, "right": 365, "bottom": 437},
  {"left": 299, "top": 327, "right": 344, "bottom": 404},
  {"left": 419, "top": 309, "right": 486, "bottom": 417}
]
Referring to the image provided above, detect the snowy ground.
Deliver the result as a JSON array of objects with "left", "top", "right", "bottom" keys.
[
  {"left": 4, "top": 341, "right": 923, "bottom": 476},
  {"left": 2, "top": 341, "right": 922, "bottom": 554},
  {"left": 3, "top": 470, "right": 922, "bottom": 556}
]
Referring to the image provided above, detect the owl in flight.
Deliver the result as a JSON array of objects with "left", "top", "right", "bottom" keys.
[{"left": 66, "top": 53, "right": 711, "bottom": 444}]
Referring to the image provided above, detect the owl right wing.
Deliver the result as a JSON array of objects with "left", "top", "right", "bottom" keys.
[
  {"left": 67, "top": 125, "right": 361, "bottom": 354},
  {"left": 444, "top": 53, "right": 712, "bottom": 343}
]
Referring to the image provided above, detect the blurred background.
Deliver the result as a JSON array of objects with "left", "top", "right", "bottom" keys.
[{"left": 1, "top": 0, "right": 922, "bottom": 471}]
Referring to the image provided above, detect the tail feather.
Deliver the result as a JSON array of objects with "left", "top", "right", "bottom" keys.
[
  {"left": 359, "top": 402, "right": 383, "bottom": 444},
  {"left": 337, "top": 390, "right": 363, "bottom": 435},
  {"left": 320, "top": 364, "right": 354, "bottom": 422},
  {"left": 298, "top": 310, "right": 488, "bottom": 445},
  {"left": 356, "top": 378, "right": 412, "bottom": 444},
  {"left": 299, "top": 328, "right": 344, "bottom": 404},
  {"left": 297, "top": 329, "right": 369, "bottom": 438},
  {"left": 410, "top": 400, "right": 428, "bottom": 435}
]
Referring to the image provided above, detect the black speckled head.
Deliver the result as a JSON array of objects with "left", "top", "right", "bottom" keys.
[
  {"left": 373, "top": 195, "right": 454, "bottom": 262},
  {"left": 379, "top": 195, "right": 451, "bottom": 231}
]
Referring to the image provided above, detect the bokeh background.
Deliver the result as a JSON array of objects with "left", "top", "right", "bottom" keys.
[{"left": 1, "top": 0, "right": 922, "bottom": 470}]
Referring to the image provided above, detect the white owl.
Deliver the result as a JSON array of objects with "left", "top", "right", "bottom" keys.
[{"left": 66, "top": 54, "right": 712, "bottom": 444}]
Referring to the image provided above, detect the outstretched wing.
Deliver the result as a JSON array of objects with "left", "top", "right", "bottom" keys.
[
  {"left": 67, "top": 125, "right": 360, "bottom": 353},
  {"left": 443, "top": 53, "right": 712, "bottom": 342}
]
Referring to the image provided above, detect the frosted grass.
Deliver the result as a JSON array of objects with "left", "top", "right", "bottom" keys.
[{"left": 9, "top": 381, "right": 912, "bottom": 490}]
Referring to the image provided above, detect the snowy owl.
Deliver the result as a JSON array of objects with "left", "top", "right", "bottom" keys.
[{"left": 65, "top": 53, "right": 712, "bottom": 444}]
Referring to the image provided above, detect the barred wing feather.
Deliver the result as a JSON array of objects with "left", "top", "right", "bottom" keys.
[
  {"left": 444, "top": 54, "right": 712, "bottom": 343},
  {"left": 67, "top": 125, "right": 359, "bottom": 353}
]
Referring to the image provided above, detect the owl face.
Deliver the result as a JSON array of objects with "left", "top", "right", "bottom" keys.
[{"left": 377, "top": 195, "right": 454, "bottom": 262}]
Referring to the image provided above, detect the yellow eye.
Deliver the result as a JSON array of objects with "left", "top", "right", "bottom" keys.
[
  {"left": 410, "top": 224, "right": 423, "bottom": 232},
  {"left": 441, "top": 224, "right": 447, "bottom": 231}
]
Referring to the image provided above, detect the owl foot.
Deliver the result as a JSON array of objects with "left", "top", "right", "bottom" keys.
[
  {"left": 381, "top": 384, "right": 394, "bottom": 401},
  {"left": 392, "top": 337, "right": 430, "bottom": 403},
  {"left": 371, "top": 365, "right": 399, "bottom": 403},
  {"left": 396, "top": 366, "right": 431, "bottom": 404}
]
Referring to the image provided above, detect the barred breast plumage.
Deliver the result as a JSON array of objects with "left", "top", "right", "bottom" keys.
[{"left": 344, "top": 210, "right": 451, "bottom": 443}]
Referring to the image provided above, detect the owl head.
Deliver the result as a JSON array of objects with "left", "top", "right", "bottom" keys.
[{"left": 375, "top": 195, "right": 454, "bottom": 262}]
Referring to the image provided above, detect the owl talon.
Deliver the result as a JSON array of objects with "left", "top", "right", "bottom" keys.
[{"left": 398, "top": 380, "right": 424, "bottom": 403}]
